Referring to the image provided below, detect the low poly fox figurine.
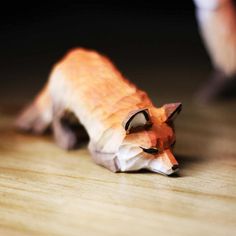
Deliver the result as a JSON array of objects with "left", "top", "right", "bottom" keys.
[{"left": 15, "top": 48, "right": 182, "bottom": 175}]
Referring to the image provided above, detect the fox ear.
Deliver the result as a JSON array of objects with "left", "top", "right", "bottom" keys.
[
  {"left": 122, "top": 108, "right": 152, "bottom": 133},
  {"left": 162, "top": 102, "right": 182, "bottom": 122}
]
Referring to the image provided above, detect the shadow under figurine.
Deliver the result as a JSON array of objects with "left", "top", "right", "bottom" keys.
[{"left": 15, "top": 48, "right": 182, "bottom": 176}]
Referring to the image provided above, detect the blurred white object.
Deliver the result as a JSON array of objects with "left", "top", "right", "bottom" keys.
[
  {"left": 193, "top": 0, "right": 236, "bottom": 101},
  {"left": 194, "top": 0, "right": 230, "bottom": 11}
]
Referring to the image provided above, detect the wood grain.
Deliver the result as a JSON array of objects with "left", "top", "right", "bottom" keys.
[{"left": 0, "top": 101, "right": 235, "bottom": 236}]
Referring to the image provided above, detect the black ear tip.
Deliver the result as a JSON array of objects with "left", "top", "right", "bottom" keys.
[
  {"left": 164, "top": 102, "right": 182, "bottom": 111},
  {"left": 172, "top": 102, "right": 182, "bottom": 107},
  {"left": 163, "top": 102, "right": 182, "bottom": 121},
  {"left": 175, "top": 102, "right": 182, "bottom": 112}
]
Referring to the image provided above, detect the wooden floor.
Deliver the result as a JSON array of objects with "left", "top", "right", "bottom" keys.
[{"left": 0, "top": 98, "right": 235, "bottom": 236}]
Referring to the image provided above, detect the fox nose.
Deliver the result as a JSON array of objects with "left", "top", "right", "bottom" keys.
[{"left": 172, "top": 164, "right": 179, "bottom": 171}]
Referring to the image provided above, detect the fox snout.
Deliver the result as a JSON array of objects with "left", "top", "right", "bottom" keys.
[
  {"left": 148, "top": 149, "right": 179, "bottom": 175},
  {"left": 117, "top": 146, "right": 179, "bottom": 176}
]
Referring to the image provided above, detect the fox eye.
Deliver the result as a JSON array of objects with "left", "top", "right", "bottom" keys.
[{"left": 141, "top": 147, "right": 159, "bottom": 154}]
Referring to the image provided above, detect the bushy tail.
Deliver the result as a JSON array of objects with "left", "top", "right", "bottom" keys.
[{"left": 15, "top": 84, "right": 53, "bottom": 134}]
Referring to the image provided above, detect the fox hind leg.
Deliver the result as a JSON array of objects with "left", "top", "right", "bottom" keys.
[
  {"left": 15, "top": 85, "right": 53, "bottom": 134},
  {"left": 52, "top": 110, "right": 88, "bottom": 150}
]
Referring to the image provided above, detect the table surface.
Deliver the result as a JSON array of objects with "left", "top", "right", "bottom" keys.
[{"left": 0, "top": 96, "right": 235, "bottom": 236}]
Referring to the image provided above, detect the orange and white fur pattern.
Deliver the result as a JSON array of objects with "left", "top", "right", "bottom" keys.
[
  {"left": 16, "top": 48, "right": 182, "bottom": 175},
  {"left": 193, "top": 0, "right": 236, "bottom": 101}
]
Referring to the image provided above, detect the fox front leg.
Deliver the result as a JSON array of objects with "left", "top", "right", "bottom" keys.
[
  {"left": 88, "top": 142, "right": 120, "bottom": 173},
  {"left": 15, "top": 85, "right": 53, "bottom": 134}
]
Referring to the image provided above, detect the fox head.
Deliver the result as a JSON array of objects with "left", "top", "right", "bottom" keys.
[{"left": 116, "top": 103, "right": 182, "bottom": 175}]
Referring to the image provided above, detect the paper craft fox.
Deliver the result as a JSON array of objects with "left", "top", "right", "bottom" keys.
[{"left": 15, "top": 48, "right": 182, "bottom": 175}]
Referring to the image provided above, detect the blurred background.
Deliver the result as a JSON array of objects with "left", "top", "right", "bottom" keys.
[{"left": 0, "top": 1, "right": 209, "bottom": 106}]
